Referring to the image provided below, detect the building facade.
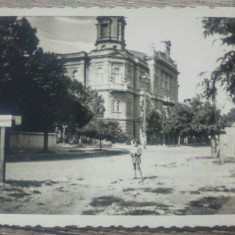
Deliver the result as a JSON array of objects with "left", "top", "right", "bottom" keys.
[{"left": 60, "top": 16, "right": 179, "bottom": 144}]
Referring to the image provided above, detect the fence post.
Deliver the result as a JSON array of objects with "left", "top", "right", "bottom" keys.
[{"left": 0, "top": 127, "right": 6, "bottom": 182}]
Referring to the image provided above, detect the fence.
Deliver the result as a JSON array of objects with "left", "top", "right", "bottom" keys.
[
  {"left": 220, "top": 124, "right": 235, "bottom": 157},
  {"left": 9, "top": 131, "right": 57, "bottom": 151}
]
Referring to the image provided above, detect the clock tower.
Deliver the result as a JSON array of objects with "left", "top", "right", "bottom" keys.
[{"left": 95, "top": 16, "right": 126, "bottom": 50}]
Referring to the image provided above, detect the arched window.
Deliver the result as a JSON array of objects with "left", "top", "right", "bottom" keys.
[{"left": 96, "top": 67, "right": 103, "bottom": 84}]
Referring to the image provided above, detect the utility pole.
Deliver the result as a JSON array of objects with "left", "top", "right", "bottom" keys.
[
  {"left": 0, "top": 115, "right": 22, "bottom": 182},
  {"left": 141, "top": 73, "right": 149, "bottom": 149},
  {"left": 143, "top": 89, "right": 147, "bottom": 149},
  {"left": 0, "top": 127, "right": 6, "bottom": 182}
]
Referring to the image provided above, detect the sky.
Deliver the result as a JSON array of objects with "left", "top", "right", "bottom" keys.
[{"left": 26, "top": 12, "right": 234, "bottom": 113}]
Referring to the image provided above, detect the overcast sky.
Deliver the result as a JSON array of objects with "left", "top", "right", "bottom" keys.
[{"left": 26, "top": 13, "right": 234, "bottom": 113}]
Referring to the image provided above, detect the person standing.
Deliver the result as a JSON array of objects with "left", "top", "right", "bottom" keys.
[{"left": 130, "top": 140, "right": 143, "bottom": 179}]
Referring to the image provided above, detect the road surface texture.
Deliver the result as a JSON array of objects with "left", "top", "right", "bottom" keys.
[{"left": 1, "top": 145, "right": 235, "bottom": 215}]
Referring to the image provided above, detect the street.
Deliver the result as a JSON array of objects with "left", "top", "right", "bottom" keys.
[{"left": 0, "top": 145, "right": 235, "bottom": 215}]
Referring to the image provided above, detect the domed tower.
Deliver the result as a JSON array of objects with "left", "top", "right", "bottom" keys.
[{"left": 95, "top": 16, "right": 126, "bottom": 50}]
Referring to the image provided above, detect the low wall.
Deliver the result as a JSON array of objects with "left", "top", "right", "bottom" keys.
[
  {"left": 220, "top": 125, "right": 235, "bottom": 157},
  {"left": 10, "top": 132, "right": 57, "bottom": 150}
]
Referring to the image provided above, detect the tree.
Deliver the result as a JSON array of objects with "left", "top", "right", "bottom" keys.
[
  {"left": 201, "top": 18, "right": 235, "bottom": 103},
  {"left": 188, "top": 97, "right": 223, "bottom": 138},
  {"left": 78, "top": 119, "right": 127, "bottom": 150},
  {"left": 147, "top": 97, "right": 223, "bottom": 146},
  {"left": 0, "top": 17, "right": 97, "bottom": 151},
  {"left": 222, "top": 108, "right": 235, "bottom": 127},
  {"left": 20, "top": 50, "right": 97, "bottom": 151},
  {"left": 168, "top": 103, "right": 193, "bottom": 145},
  {"left": 66, "top": 81, "right": 105, "bottom": 140},
  {"left": 0, "top": 17, "right": 39, "bottom": 115}
]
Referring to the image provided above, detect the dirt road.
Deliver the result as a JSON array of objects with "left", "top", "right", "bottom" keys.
[{"left": 1, "top": 145, "right": 235, "bottom": 215}]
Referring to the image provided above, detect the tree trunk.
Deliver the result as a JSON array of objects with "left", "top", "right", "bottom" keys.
[
  {"left": 163, "top": 135, "right": 165, "bottom": 146},
  {"left": 99, "top": 138, "right": 102, "bottom": 150},
  {"left": 178, "top": 135, "right": 181, "bottom": 146},
  {"left": 44, "top": 131, "right": 49, "bottom": 152}
]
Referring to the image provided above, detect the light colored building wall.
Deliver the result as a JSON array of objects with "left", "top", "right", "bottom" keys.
[
  {"left": 220, "top": 125, "right": 235, "bottom": 157},
  {"left": 9, "top": 132, "right": 57, "bottom": 150},
  {"left": 65, "top": 61, "right": 85, "bottom": 84},
  {"left": 61, "top": 17, "right": 178, "bottom": 144}
]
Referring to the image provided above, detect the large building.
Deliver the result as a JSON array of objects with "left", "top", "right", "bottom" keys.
[{"left": 60, "top": 16, "right": 179, "bottom": 144}]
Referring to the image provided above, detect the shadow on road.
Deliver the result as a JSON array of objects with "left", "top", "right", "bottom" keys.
[{"left": 6, "top": 149, "right": 129, "bottom": 163}]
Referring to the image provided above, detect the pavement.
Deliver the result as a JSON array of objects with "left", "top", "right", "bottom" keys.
[
  {"left": 1, "top": 144, "right": 235, "bottom": 216},
  {"left": 7, "top": 143, "right": 130, "bottom": 162}
]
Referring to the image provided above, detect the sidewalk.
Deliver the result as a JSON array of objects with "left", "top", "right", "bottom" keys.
[{"left": 7, "top": 143, "right": 129, "bottom": 162}]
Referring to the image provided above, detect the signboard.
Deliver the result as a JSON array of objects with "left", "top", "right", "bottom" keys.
[
  {"left": 0, "top": 115, "right": 12, "bottom": 127},
  {"left": 12, "top": 116, "right": 22, "bottom": 125}
]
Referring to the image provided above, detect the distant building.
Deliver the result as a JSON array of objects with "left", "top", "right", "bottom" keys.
[{"left": 60, "top": 16, "right": 179, "bottom": 144}]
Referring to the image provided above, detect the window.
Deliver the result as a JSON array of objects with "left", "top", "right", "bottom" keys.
[
  {"left": 112, "top": 67, "right": 122, "bottom": 84},
  {"left": 96, "top": 67, "right": 103, "bottom": 84},
  {"left": 101, "top": 23, "right": 109, "bottom": 38},
  {"left": 112, "top": 100, "right": 120, "bottom": 113},
  {"left": 73, "top": 70, "right": 78, "bottom": 80},
  {"left": 127, "top": 100, "right": 132, "bottom": 116}
]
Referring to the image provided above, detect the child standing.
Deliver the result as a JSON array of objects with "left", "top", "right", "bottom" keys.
[{"left": 130, "top": 140, "right": 143, "bottom": 179}]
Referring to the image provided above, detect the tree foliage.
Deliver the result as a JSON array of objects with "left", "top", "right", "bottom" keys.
[
  {"left": 0, "top": 17, "right": 104, "bottom": 151},
  {"left": 201, "top": 17, "right": 235, "bottom": 103},
  {"left": 78, "top": 119, "right": 127, "bottom": 150},
  {"left": 0, "top": 17, "right": 39, "bottom": 115},
  {"left": 222, "top": 108, "right": 235, "bottom": 127},
  {"left": 188, "top": 97, "right": 222, "bottom": 137},
  {"left": 147, "top": 97, "right": 223, "bottom": 145}
]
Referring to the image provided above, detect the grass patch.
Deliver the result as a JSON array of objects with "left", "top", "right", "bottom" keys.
[
  {"left": 0, "top": 197, "right": 13, "bottom": 202},
  {"left": 44, "top": 181, "right": 58, "bottom": 186},
  {"left": 123, "top": 188, "right": 135, "bottom": 192},
  {"left": 144, "top": 187, "right": 174, "bottom": 194},
  {"left": 124, "top": 210, "right": 160, "bottom": 215},
  {"left": 82, "top": 209, "right": 104, "bottom": 215},
  {"left": 190, "top": 191, "right": 201, "bottom": 195},
  {"left": 184, "top": 196, "right": 230, "bottom": 215},
  {"left": 90, "top": 196, "right": 123, "bottom": 207},
  {"left": 199, "top": 187, "right": 235, "bottom": 193},
  {"left": 143, "top": 176, "right": 158, "bottom": 180},
  {"left": 174, "top": 209, "right": 187, "bottom": 215},
  {"left": 8, "top": 192, "right": 31, "bottom": 199},
  {"left": 32, "top": 190, "right": 41, "bottom": 194},
  {"left": 3, "top": 188, "right": 24, "bottom": 193},
  {"left": 5, "top": 180, "right": 43, "bottom": 188},
  {"left": 38, "top": 202, "right": 45, "bottom": 206},
  {"left": 120, "top": 201, "right": 156, "bottom": 207}
]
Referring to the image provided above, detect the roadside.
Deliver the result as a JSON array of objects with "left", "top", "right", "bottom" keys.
[
  {"left": 1, "top": 145, "right": 235, "bottom": 215},
  {"left": 7, "top": 143, "right": 130, "bottom": 162}
]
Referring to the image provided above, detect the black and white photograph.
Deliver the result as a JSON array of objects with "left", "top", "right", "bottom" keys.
[{"left": 0, "top": 7, "right": 235, "bottom": 229}]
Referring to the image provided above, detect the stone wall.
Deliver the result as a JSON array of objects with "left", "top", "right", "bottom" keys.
[{"left": 9, "top": 132, "right": 57, "bottom": 151}]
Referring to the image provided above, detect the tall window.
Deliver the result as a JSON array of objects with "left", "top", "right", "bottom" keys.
[
  {"left": 73, "top": 70, "right": 78, "bottom": 80},
  {"left": 112, "top": 67, "right": 122, "bottom": 84},
  {"left": 101, "top": 23, "right": 109, "bottom": 38},
  {"left": 169, "top": 77, "right": 173, "bottom": 91},
  {"left": 96, "top": 67, "right": 103, "bottom": 84},
  {"left": 112, "top": 100, "right": 120, "bottom": 113},
  {"left": 127, "top": 100, "right": 132, "bottom": 116}
]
